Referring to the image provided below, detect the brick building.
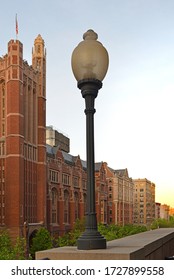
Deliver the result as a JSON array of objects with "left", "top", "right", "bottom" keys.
[
  {"left": 46, "top": 127, "right": 135, "bottom": 235},
  {"left": 46, "top": 145, "right": 87, "bottom": 236},
  {"left": 46, "top": 142, "right": 109, "bottom": 236},
  {"left": 0, "top": 35, "right": 46, "bottom": 239},
  {"left": 160, "top": 204, "right": 170, "bottom": 220},
  {"left": 133, "top": 178, "right": 155, "bottom": 226},
  {"left": 103, "top": 163, "right": 134, "bottom": 226}
]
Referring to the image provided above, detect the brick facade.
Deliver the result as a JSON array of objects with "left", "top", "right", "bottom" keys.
[
  {"left": 46, "top": 146, "right": 87, "bottom": 235},
  {"left": 0, "top": 36, "right": 46, "bottom": 239},
  {"left": 46, "top": 141, "right": 134, "bottom": 236},
  {"left": 103, "top": 163, "right": 134, "bottom": 226}
]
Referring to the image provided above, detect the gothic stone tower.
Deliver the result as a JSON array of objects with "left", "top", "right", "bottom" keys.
[{"left": 0, "top": 35, "right": 46, "bottom": 239}]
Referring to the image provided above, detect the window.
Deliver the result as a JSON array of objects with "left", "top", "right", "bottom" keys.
[
  {"left": 83, "top": 193, "right": 87, "bottom": 214},
  {"left": 73, "top": 176, "right": 79, "bottom": 188},
  {"left": 12, "top": 55, "right": 17, "bottom": 64},
  {"left": 74, "top": 192, "right": 79, "bottom": 220},
  {"left": 50, "top": 170, "right": 59, "bottom": 183},
  {"left": 2, "top": 123, "right": 5, "bottom": 136},
  {"left": 12, "top": 45, "right": 17, "bottom": 51},
  {"left": 100, "top": 200, "right": 107, "bottom": 224},
  {"left": 2, "top": 86, "right": 5, "bottom": 96},
  {"left": 0, "top": 142, "right": 5, "bottom": 156},
  {"left": 82, "top": 179, "right": 86, "bottom": 189},
  {"left": 52, "top": 189, "right": 57, "bottom": 205},
  {"left": 51, "top": 189, "right": 58, "bottom": 224},
  {"left": 64, "top": 191, "right": 69, "bottom": 223},
  {"left": 62, "top": 173, "right": 70, "bottom": 185},
  {"left": 12, "top": 68, "right": 18, "bottom": 79}
]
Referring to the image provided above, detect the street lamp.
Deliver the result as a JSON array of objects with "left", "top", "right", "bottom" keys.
[{"left": 71, "top": 29, "right": 109, "bottom": 250}]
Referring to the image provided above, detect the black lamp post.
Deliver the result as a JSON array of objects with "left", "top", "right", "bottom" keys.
[{"left": 71, "top": 30, "right": 109, "bottom": 250}]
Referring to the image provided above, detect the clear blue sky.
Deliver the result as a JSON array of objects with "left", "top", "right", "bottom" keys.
[{"left": 1, "top": 0, "right": 174, "bottom": 207}]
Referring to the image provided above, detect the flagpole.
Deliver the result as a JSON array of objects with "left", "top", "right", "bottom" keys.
[{"left": 15, "top": 14, "right": 18, "bottom": 41}]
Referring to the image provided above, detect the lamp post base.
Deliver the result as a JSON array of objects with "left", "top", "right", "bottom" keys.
[{"left": 77, "top": 231, "right": 106, "bottom": 250}]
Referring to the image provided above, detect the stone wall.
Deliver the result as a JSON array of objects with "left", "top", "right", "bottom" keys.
[{"left": 36, "top": 228, "right": 174, "bottom": 260}]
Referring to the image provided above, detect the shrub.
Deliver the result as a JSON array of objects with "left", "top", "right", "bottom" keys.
[
  {"left": 11, "top": 237, "right": 26, "bottom": 260},
  {"left": 0, "top": 230, "right": 26, "bottom": 260},
  {"left": 98, "top": 223, "right": 147, "bottom": 241},
  {"left": 56, "top": 218, "right": 85, "bottom": 247},
  {"left": 30, "top": 228, "right": 53, "bottom": 259},
  {"left": 55, "top": 221, "right": 148, "bottom": 247},
  {"left": 151, "top": 218, "right": 174, "bottom": 229}
]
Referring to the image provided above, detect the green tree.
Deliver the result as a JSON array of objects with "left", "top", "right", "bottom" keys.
[
  {"left": 0, "top": 230, "right": 26, "bottom": 260},
  {"left": 12, "top": 237, "right": 26, "bottom": 260},
  {"left": 30, "top": 228, "right": 53, "bottom": 259},
  {"left": 57, "top": 221, "right": 148, "bottom": 246},
  {"left": 56, "top": 218, "right": 85, "bottom": 247},
  {"left": 0, "top": 230, "right": 13, "bottom": 260},
  {"left": 151, "top": 218, "right": 174, "bottom": 229},
  {"left": 98, "top": 223, "right": 147, "bottom": 241}
]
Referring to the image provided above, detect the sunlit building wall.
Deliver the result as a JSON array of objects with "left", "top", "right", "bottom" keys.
[{"left": 133, "top": 178, "right": 155, "bottom": 226}]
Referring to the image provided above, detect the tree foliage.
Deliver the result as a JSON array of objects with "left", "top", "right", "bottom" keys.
[
  {"left": 151, "top": 218, "right": 174, "bottom": 229},
  {"left": 29, "top": 228, "right": 53, "bottom": 259},
  {"left": 0, "top": 228, "right": 52, "bottom": 260},
  {"left": 98, "top": 223, "right": 147, "bottom": 241},
  {"left": 56, "top": 218, "right": 85, "bottom": 247},
  {"left": 57, "top": 220, "right": 147, "bottom": 246},
  {"left": 0, "top": 230, "right": 26, "bottom": 260}
]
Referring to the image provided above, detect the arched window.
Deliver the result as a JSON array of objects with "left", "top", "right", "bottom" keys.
[
  {"left": 51, "top": 188, "right": 58, "bottom": 224},
  {"left": 83, "top": 193, "right": 87, "bottom": 215},
  {"left": 64, "top": 190, "right": 69, "bottom": 224},
  {"left": 74, "top": 192, "right": 79, "bottom": 220}
]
